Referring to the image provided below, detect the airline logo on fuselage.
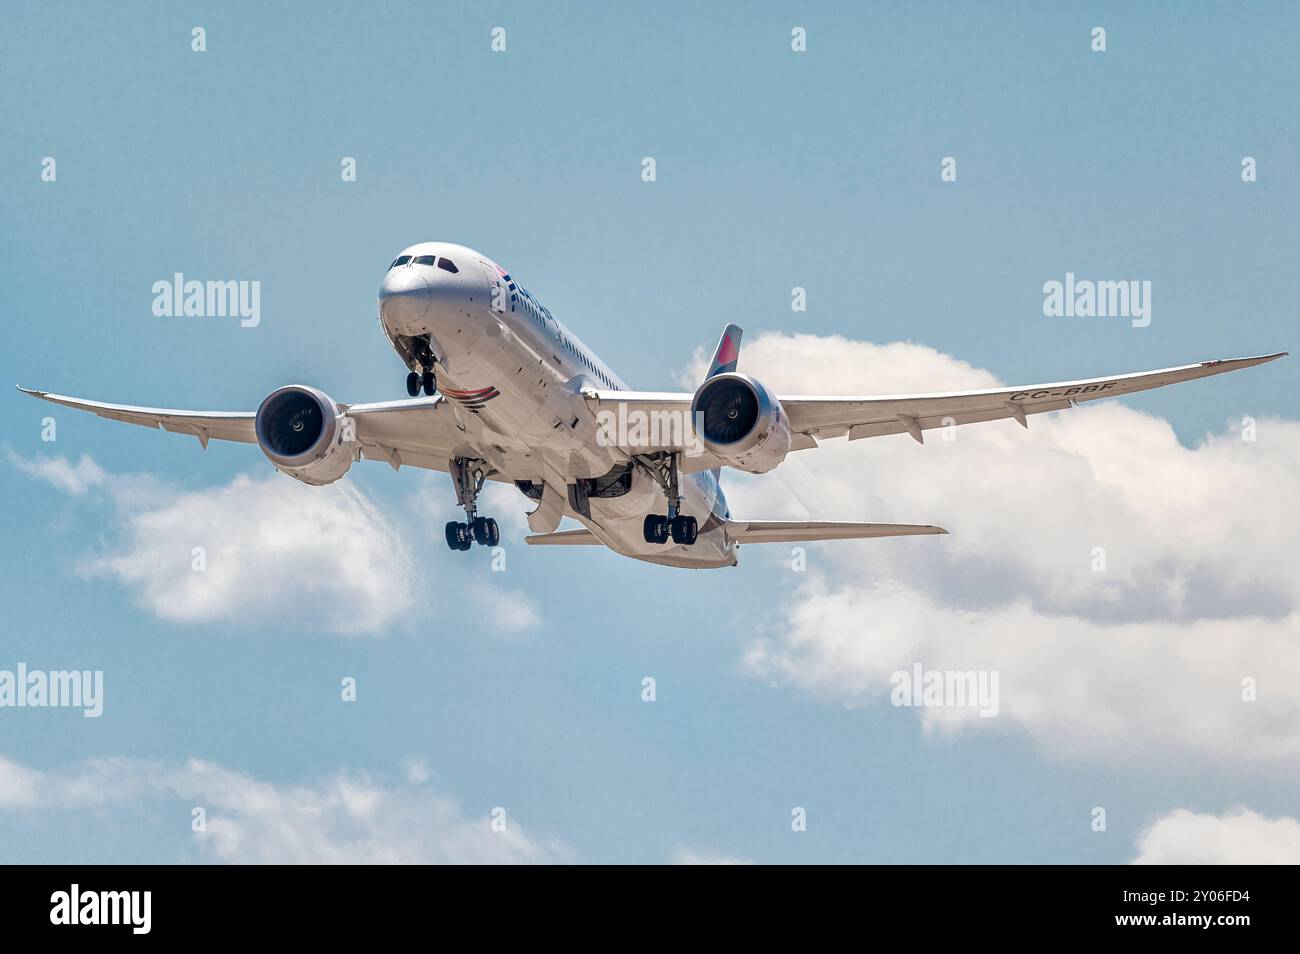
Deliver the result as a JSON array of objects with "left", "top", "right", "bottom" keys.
[{"left": 440, "top": 385, "right": 500, "bottom": 412}]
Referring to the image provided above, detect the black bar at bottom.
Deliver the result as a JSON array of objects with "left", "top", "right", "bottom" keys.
[{"left": 0, "top": 864, "right": 1284, "bottom": 941}]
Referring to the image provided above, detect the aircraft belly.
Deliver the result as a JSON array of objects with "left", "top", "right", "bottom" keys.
[
  {"left": 587, "top": 475, "right": 736, "bottom": 568},
  {"left": 428, "top": 307, "right": 735, "bottom": 566}
]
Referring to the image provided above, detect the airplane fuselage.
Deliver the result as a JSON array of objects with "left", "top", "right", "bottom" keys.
[{"left": 378, "top": 242, "right": 737, "bottom": 568}]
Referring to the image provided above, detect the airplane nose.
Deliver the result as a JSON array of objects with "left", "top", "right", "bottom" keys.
[{"left": 379, "top": 267, "right": 432, "bottom": 326}]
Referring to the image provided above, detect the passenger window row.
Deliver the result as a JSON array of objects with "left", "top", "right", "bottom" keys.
[
  {"left": 502, "top": 269, "right": 616, "bottom": 389},
  {"left": 560, "top": 332, "right": 612, "bottom": 388}
]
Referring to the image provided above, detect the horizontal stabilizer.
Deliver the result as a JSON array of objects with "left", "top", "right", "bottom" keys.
[
  {"left": 524, "top": 528, "right": 602, "bottom": 546},
  {"left": 728, "top": 520, "right": 947, "bottom": 544}
]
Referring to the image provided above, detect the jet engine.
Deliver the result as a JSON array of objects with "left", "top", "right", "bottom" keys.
[
  {"left": 689, "top": 372, "right": 792, "bottom": 474},
  {"left": 255, "top": 385, "right": 355, "bottom": 485}
]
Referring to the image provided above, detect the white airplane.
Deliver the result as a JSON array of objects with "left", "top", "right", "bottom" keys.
[{"left": 19, "top": 241, "right": 1287, "bottom": 569}]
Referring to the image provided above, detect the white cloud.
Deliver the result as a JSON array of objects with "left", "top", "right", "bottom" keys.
[
  {"left": 12, "top": 454, "right": 418, "bottom": 636},
  {"left": 1132, "top": 808, "right": 1300, "bottom": 864},
  {"left": 726, "top": 334, "right": 1300, "bottom": 623},
  {"left": 671, "top": 847, "right": 754, "bottom": 865},
  {"left": 0, "top": 753, "right": 571, "bottom": 864},
  {"left": 14, "top": 452, "right": 542, "bottom": 638},
  {"left": 681, "top": 334, "right": 1000, "bottom": 394},
  {"left": 0, "top": 755, "right": 44, "bottom": 809},
  {"left": 7, "top": 450, "right": 106, "bottom": 496},
  {"left": 402, "top": 757, "right": 431, "bottom": 785},
  {"left": 470, "top": 583, "right": 542, "bottom": 633},
  {"left": 91, "top": 472, "right": 416, "bottom": 636},
  {"left": 723, "top": 333, "right": 1300, "bottom": 766},
  {"left": 745, "top": 577, "right": 1300, "bottom": 763}
]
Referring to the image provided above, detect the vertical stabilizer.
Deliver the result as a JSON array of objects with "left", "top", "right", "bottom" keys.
[{"left": 705, "top": 324, "right": 743, "bottom": 379}]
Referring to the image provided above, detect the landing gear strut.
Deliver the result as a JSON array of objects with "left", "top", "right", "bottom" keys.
[
  {"left": 444, "top": 457, "right": 500, "bottom": 551},
  {"left": 641, "top": 452, "right": 698, "bottom": 545}
]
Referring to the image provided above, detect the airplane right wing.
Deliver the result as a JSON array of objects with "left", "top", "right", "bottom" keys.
[
  {"left": 16, "top": 386, "right": 487, "bottom": 478},
  {"left": 581, "top": 351, "right": 1287, "bottom": 462},
  {"left": 16, "top": 387, "right": 257, "bottom": 447},
  {"left": 727, "top": 520, "right": 947, "bottom": 543},
  {"left": 777, "top": 352, "right": 1288, "bottom": 443}
]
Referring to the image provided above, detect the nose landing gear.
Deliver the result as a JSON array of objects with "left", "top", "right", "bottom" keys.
[
  {"left": 402, "top": 337, "right": 440, "bottom": 397},
  {"left": 407, "top": 370, "right": 436, "bottom": 397},
  {"left": 444, "top": 457, "right": 501, "bottom": 552}
]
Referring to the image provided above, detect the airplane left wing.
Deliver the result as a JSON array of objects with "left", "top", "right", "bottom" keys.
[
  {"left": 582, "top": 351, "right": 1286, "bottom": 460},
  {"left": 776, "top": 352, "right": 1287, "bottom": 443}
]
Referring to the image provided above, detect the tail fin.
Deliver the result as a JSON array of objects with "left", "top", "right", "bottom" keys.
[
  {"left": 704, "top": 324, "right": 743, "bottom": 482},
  {"left": 706, "top": 324, "right": 743, "bottom": 379}
]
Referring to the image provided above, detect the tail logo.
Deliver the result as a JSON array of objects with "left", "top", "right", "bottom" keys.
[{"left": 706, "top": 323, "right": 743, "bottom": 378}]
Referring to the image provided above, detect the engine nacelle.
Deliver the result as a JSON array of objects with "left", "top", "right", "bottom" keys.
[
  {"left": 255, "top": 385, "right": 355, "bottom": 486},
  {"left": 690, "top": 372, "right": 792, "bottom": 474}
]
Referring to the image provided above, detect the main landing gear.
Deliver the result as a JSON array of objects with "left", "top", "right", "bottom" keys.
[
  {"left": 406, "top": 369, "right": 436, "bottom": 397},
  {"left": 641, "top": 452, "right": 698, "bottom": 546},
  {"left": 444, "top": 457, "right": 500, "bottom": 552}
]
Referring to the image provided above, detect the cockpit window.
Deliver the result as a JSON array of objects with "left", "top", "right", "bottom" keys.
[
  {"left": 389, "top": 255, "right": 412, "bottom": 269},
  {"left": 413, "top": 255, "right": 437, "bottom": 266},
  {"left": 437, "top": 258, "right": 459, "bottom": 273}
]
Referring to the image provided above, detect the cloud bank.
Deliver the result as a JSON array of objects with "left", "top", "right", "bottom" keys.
[
  {"left": 0, "top": 753, "right": 570, "bottom": 864},
  {"left": 719, "top": 333, "right": 1300, "bottom": 767},
  {"left": 11, "top": 453, "right": 418, "bottom": 636},
  {"left": 1132, "top": 808, "right": 1300, "bottom": 864}
]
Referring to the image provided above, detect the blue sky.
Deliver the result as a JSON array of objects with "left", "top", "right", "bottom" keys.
[{"left": 1, "top": 1, "right": 1297, "bottom": 863}]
